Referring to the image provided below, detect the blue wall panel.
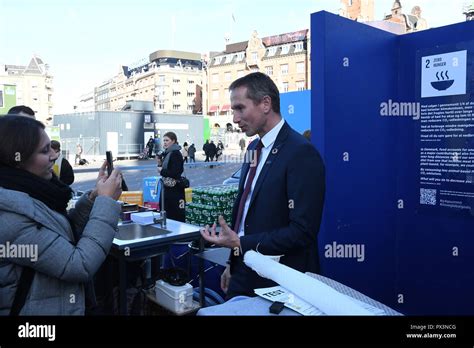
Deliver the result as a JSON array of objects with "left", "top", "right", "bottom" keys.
[
  {"left": 280, "top": 90, "right": 311, "bottom": 134},
  {"left": 311, "top": 11, "right": 474, "bottom": 314}
]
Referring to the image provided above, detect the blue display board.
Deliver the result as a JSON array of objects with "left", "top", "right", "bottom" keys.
[
  {"left": 280, "top": 90, "right": 311, "bottom": 134},
  {"left": 311, "top": 11, "right": 474, "bottom": 315}
]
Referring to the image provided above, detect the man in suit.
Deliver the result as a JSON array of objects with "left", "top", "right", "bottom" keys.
[{"left": 201, "top": 72, "right": 325, "bottom": 298}]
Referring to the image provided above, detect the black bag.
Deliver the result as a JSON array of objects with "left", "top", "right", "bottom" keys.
[{"left": 179, "top": 176, "right": 190, "bottom": 189}]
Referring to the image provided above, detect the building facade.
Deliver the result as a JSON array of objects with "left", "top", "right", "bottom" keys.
[
  {"left": 79, "top": 50, "right": 203, "bottom": 115},
  {"left": 206, "top": 30, "right": 310, "bottom": 116},
  {"left": 339, "top": 0, "right": 375, "bottom": 22},
  {"left": 383, "top": 1, "right": 429, "bottom": 32},
  {"left": 0, "top": 56, "right": 53, "bottom": 123},
  {"left": 465, "top": 1, "right": 474, "bottom": 20}
]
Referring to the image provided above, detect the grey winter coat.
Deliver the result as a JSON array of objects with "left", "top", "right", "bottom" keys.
[{"left": 0, "top": 187, "right": 120, "bottom": 315}]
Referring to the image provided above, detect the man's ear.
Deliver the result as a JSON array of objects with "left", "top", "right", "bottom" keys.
[{"left": 261, "top": 95, "right": 272, "bottom": 114}]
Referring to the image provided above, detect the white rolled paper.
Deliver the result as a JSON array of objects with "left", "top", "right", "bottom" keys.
[{"left": 244, "top": 250, "right": 374, "bottom": 315}]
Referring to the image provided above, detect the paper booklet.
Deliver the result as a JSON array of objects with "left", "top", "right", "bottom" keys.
[{"left": 254, "top": 286, "right": 385, "bottom": 316}]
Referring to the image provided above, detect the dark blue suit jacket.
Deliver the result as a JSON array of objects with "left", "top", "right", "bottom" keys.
[{"left": 227, "top": 121, "right": 326, "bottom": 298}]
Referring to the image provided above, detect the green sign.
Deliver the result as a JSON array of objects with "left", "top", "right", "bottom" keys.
[
  {"left": 0, "top": 85, "right": 17, "bottom": 115},
  {"left": 45, "top": 126, "right": 61, "bottom": 141}
]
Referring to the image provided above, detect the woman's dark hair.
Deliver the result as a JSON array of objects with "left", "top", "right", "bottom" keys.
[
  {"left": 229, "top": 72, "right": 280, "bottom": 114},
  {"left": 163, "top": 132, "right": 178, "bottom": 143},
  {"left": 0, "top": 115, "right": 45, "bottom": 167},
  {"left": 183, "top": 142, "right": 188, "bottom": 147}
]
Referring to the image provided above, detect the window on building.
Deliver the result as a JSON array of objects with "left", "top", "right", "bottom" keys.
[
  {"left": 225, "top": 72, "right": 231, "bottom": 81},
  {"left": 188, "top": 105, "right": 194, "bottom": 112},
  {"left": 187, "top": 91, "right": 195, "bottom": 97},
  {"left": 297, "top": 62, "right": 305, "bottom": 73},
  {"left": 252, "top": 52, "right": 258, "bottom": 62},
  {"left": 173, "top": 104, "right": 181, "bottom": 110},
  {"left": 214, "top": 57, "right": 222, "bottom": 64},
  {"left": 212, "top": 74, "right": 219, "bottom": 83},
  {"left": 173, "top": 78, "right": 180, "bottom": 84},
  {"left": 296, "top": 81, "right": 305, "bottom": 91},
  {"left": 281, "top": 45, "right": 290, "bottom": 54},
  {"left": 282, "top": 82, "right": 289, "bottom": 93},
  {"left": 158, "top": 102, "right": 165, "bottom": 110},
  {"left": 237, "top": 52, "right": 245, "bottom": 61},
  {"left": 281, "top": 64, "right": 289, "bottom": 75},
  {"left": 158, "top": 75, "right": 166, "bottom": 83},
  {"left": 265, "top": 66, "right": 273, "bottom": 76},
  {"left": 173, "top": 91, "right": 181, "bottom": 96},
  {"left": 349, "top": 0, "right": 353, "bottom": 6},
  {"left": 295, "top": 42, "right": 304, "bottom": 52},
  {"left": 212, "top": 90, "right": 219, "bottom": 100},
  {"left": 267, "top": 47, "right": 277, "bottom": 56},
  {"left": 188, "top": 79, "right": 194, "bottom": 84}
]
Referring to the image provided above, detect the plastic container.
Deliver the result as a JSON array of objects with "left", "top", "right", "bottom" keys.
[{"left": 154, "top": 280, "right": 193, "bottom": 314}]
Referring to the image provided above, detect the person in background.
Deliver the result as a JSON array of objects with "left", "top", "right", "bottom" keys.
[
  {"left": 201, "top": 72, "right": 325, "bottom": 299},
  {"left": 154, "top": 135, "right": 161, "bottom": 157},
  {"left": 0, "top": 115, "right": 122, "bottom": 315},
  {"left": 203, "top": 140, "right": 211, "bottom": 162},
  {"left": 146, "top": 136, "right": 155, "bottom": 159},
  {"left": 239, "top": 137, "right": 246, "bottom": 152},
  {"left": 209, "top": 140, "right": 217, "bottom": 162},
  {"left": 50, "top": 140, "right": 75, "bottom": 185},
  {"left": 182, "top": 142, "right": 189, "bottom": 163},
  {"left": 188, "top": 144, "right": 196, "bottom": 163},
  {"left": 7, "top": 105, "right": 35, "bottom": 118},
  {"left": 75, "top": 143, "right": 83, "bottom": 165},
  {"left": 156, "top": 132, "right": 185, "bottom": 222},
  {"left": 216, "top": 140, "right": 224, "bottom": 161}
]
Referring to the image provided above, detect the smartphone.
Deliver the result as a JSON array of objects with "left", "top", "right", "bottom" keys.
[{"left": 106, "top": 151, "right": 114, "bottom": 176}]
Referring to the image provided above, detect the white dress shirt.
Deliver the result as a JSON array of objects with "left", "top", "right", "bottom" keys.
[{"left": 237, "top": 118, "right": 285, "bottom": 236}]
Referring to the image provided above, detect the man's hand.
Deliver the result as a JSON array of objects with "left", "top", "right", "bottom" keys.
[
  {"left": 221, "top": 265, "right": 231, "bottom": 293},
  {"left": 200, "top": 215, "right": 240, "bottom": 249}
]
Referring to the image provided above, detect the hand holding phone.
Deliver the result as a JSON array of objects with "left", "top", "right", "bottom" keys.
[{"left": 106, "top": 151, "right": 114, "bottom": 176}]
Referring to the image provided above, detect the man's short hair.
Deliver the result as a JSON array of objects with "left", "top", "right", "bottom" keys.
[
  {"left": 50, "top": 140, "right": 61, "bottom": 151},
  {"left": 229, "top": 72, "right": 280, "bottom": 114},
  {"left": 7, "top": 105, "right": 35, "bottom": 118}
]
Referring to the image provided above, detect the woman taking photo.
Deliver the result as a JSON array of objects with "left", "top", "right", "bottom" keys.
[
  {"left": 157, "top": 132, "right": 185, "bottom": 222},
  {"left": 0, "top": 116, "right": 122, "bottom": 315}
]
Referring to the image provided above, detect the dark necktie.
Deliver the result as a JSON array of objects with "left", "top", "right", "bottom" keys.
[{"left": 233, "top": 140, "right": 264, "bottom": 234}]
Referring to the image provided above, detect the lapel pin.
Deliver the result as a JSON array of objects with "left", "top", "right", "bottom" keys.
[{"left": 272, "top": 148, "right": 278, "bottom": 155}]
